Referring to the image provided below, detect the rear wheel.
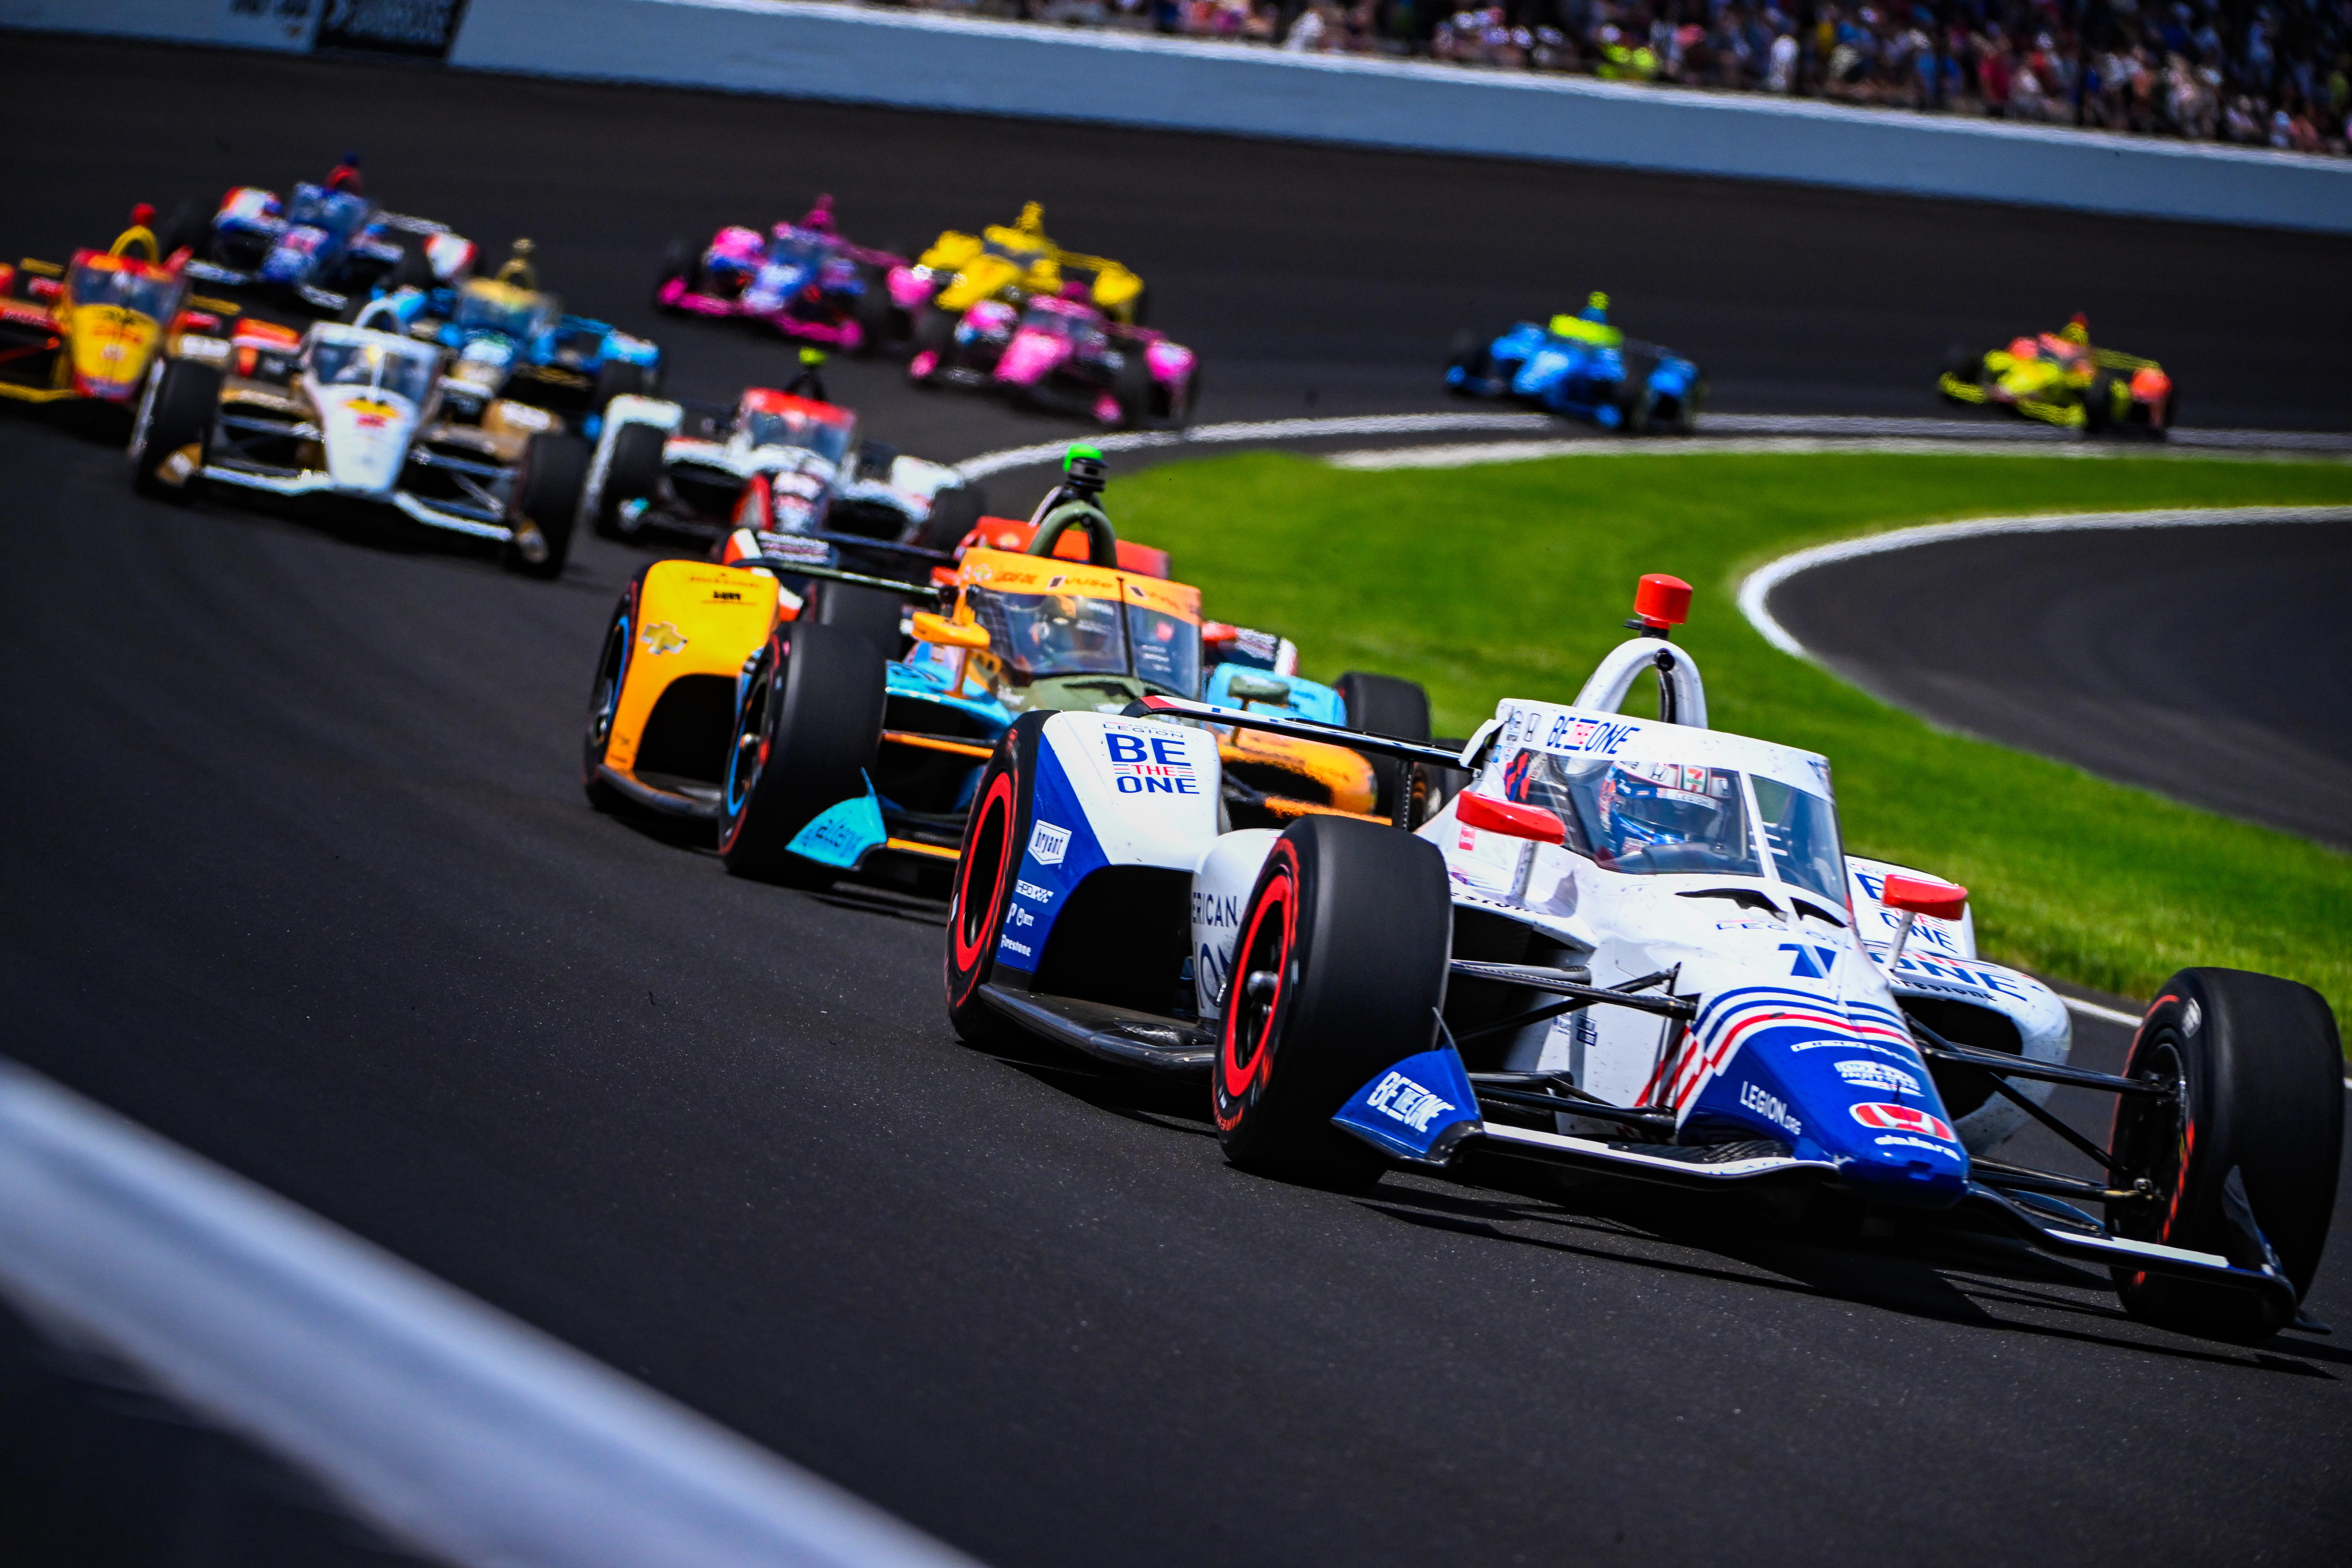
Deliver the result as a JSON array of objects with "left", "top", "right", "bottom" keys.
[
  {"left": 594, "top": 422, "right": 667, "bottom": 539},
  {"left": 2083, "top": 372, "right": 2116, "bottom": 435},
  {"left": 505, "top": 432, "right": 589, "bottom": 578},
  {"left": 946, "top": 712, "right": 1051, "bottom": 1048},
  {"left": 854, "top": 264, "right": 893, "bottom": 355},
  {"left": 1213, "top": 816, "right": 1454, "bottom": 1189},
  {"left": 912, "top": 482, "right": 985, "bottom": 554},
  {"left": 2108, "top": 969, "right": 2343, "bottom": 1341},
  {"left": 1337, "top": 670, "right": 1432, "bottom": 822},
  {"left": 128, "top": 358, "right": 220, "bottom": 499},
  {"left": 802, "top": 578, "right": 907, "bottom": 660},
  {"left": 1447, "top": 328, "right": 1492, "bottom": 392},
  {"left": 1113, "top": 351, "right": 1154, "bottom": 429},
  {"left": 718, "top": 622, "right": 886, "bottom": 887},
  {"left": 392, "top": 244, "right": 436, "bottom": 291},
  {"left": 593, "top": 359, "right": 649, "bottom": 414},
  {"left": 656, "top": 237, "right": 697, "bottom": 308}
]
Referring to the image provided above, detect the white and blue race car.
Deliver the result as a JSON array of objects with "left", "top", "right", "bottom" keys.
[{"left": 944, "top": 575, "right": 2341, "bottom": 1343}]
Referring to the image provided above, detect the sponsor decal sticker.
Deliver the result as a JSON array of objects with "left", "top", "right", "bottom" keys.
[
  {"left": 1191, "top": 889, "right": 1240, "bottom": 929},
  {"left": 1875, "top": 1134, "right": 1964, "bottom": 1161},
  {"left": 639, "top": 621, "right": 688, "bottom": 655},
  {"left": 1014, "top": 879, "right": 1055, "bottom": 905},
  {"left": 1106, "top": 732, "right": 1199, "bottom": 795},
  {"left": 1006, "top": 904, "right": 1034, "bottom": 929},
  {"left": 1834, "top": 1059, "right": 1923, "bottom": 1096},
  {"left": 1851, "top": 1101, "right": 1955, "bottom": 1142},
  {"left": 1541, "top": 713, "right": 1637, "bottom": 757},
  {"left": 1027, "top": 821, "right": 1070, "bottom": 866},
  {"left": 1364, "top": 1071, "right": 1457, "bottom": 1134},
  {"left": 998, "top": 935, "right": 1032, "bottom": 958},
  {"left": 1738, "top": 1080, "right": 1802, "bottom": 1136}
]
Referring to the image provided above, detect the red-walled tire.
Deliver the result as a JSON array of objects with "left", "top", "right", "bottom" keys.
[
  {"left": 1211, "top": 815, "right": 1453, "bottom": 1190},
  {"left": 2108, "top": 969, "right": 2343, "bottom": 1341},
  {"left": 946, "top": 712, "right": 1051, "bottom": 1048}
]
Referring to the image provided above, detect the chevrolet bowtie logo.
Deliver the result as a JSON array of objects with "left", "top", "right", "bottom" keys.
[{"left": 639, "top": 621, "right": 688, "bottom": 655}]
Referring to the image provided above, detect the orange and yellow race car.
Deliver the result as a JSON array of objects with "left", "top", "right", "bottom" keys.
[
  {"left": 0, "top": 207, "right": 239, "bottom": 420},
  {"left": 1939, "top": 313, "right": 2175, "bottom": 437},
  {"left": 579, "top": 448, "right": 1433, "bottom": 891}
]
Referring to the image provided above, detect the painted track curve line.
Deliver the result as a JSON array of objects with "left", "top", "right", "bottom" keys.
[{"left": 1735, "top": 505, "right": 2352, "bottom": 659}]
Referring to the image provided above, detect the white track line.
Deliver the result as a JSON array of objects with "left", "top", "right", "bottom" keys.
[
  {"left": 2061, "top": 996, "right": 2145, "bottom": 1028},
  {"left": 958, "top": 413, "right": 2352, "bottom": 480},
  {"left": 1735, "top": 505, "right": 2352, "bottom": 658},
  {"left": 0, "top": 1060, "right": 979, "bottom": 1568}
]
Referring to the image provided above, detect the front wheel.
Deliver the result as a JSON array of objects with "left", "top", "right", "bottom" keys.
[
  {"left": 505, "top": 432, "right": 589, "bottom": 578},
  {"left": 593, "top": 359, "right": 650, "bottom": 414},
  {"left": 129, "top": 358, "right": 220, "bottom": 499},
  {"left": 1212, "top": 815, "right": 1454, "bottom": 1190},
  {"left": 718, "top": 622, "right": 886, "bottom": 886},
  {"left": 594, "top": 421, "right": 667, "bottom": 540},
  {"left": 1337, "top": 670, "right": 1432, "bottom": 823},
  {"left": 945, "top": 712, "right": 1052, "bottom": 1048},
  {"left": 2107, "top": 968, "right": 2343, "bottom": 1341},
  {"left": 582, "top": 573, "right": 647, "bottom": 812},
  {"left": 912, "top": 481, "right": 985, "bottom": 554},
  {"left": 1446, "top": 328, "right": 1491, "bottom": 393}
]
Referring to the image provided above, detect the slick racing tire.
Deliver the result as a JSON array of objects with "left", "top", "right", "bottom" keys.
[
  {"left": 1213, "top": 815, "right": 1453, "bottom": 1190},
  {"left": 1337, "top": 671, "right": 1433, "bottom": 824},
  {"left": 803, "top": 578, "right": 907, "bottom": 661},
  {"left": 854, "top": 264, "right": 894, "bottom": 355},
  {"left": 911, "top": 305, "right": 955, "bottom": 373},
  {"left": 718, "top": 622, "right": 886, "bottom": 888},
  {"left": 1446, "top": 329, "right": 1491, "bottom": 394},
  {"left": 912, "top": 482, "right": 985, "bottom": 554},
  {"left": 2083, "top": 372, "right": 2116, "bottom": 435},
  {"left": 506, "top": 433, "right": 590, "bottom": 578},
  {"left": 2107, "top": 969, "right": 2343, "bottom": 1341},
  {"left": 129, "top": 358, "right": 221, "bottom": 500},
  {"left": 393, "top": 244, "right": 437, "bottom": 292},
  {"left": 1939, "top": 345, "right": 1984, "bottom": 401},
  {"left": 946, "top": 712, "right": 1053, "bottom": 1050},
  {"left": 1112, "top": 352, "right": 1155, "bottom": 430},
  {"left": 581, "top": 571, "right": 650, "bottom": 813},
  {"left": 594, "top": 422, "right": 667, "bottom": 539},
  {"left": 593, "top": 359, "right": 650, "bottom": 413},
  {"left": 656, "top": 237, "right": 697, "bottom": 309}
]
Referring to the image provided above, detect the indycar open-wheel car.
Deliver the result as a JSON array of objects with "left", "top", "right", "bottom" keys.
[{"left": 945, "top": 573, "right": 2341, "bottom": 1343}]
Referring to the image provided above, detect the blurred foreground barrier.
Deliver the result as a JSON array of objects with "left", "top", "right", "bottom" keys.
[
  {"left": 0, "top": 1058, "right": 981, "bottom": 1568},
  {"left": 445, "top": 0, "right": 2349, "bottom": 233}
]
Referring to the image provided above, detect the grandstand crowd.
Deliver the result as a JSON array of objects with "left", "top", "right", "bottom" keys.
[{"left": 882, "top": 0, "right": 2352, "bottom": 154}]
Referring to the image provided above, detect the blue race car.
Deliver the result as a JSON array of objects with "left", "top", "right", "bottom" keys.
[
  {"left": 372, "top": 242, "right": 661, "bottom": 427},
  {"left": 1447, "top": 292, "right": 1704, "bottom": 434},
  {"left": 167, "top": 158, "right": 475, "bottom": 317}
]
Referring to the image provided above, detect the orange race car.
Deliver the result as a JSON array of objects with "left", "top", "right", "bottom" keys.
[
  {"left": 0, "top": 207, "right": 240, "bottom": 422},
  {"left": 579, "top": 448, "right": 1440, "bottom": 891}
]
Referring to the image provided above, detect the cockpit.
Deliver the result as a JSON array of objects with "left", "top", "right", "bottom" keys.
[{"left": 1504, "top": 750, "right": 1845, "bottom": 899}]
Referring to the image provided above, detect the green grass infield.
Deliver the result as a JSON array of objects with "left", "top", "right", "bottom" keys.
[{"left": 1114, "top": 449, "right": 2352, "bottom": 1030}]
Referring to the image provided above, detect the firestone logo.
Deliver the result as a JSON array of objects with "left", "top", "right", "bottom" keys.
[{"left": 1366, "top": 1071, "right": 1456, "bottom": 1134}]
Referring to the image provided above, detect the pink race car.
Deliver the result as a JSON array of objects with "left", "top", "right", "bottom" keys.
[
  {"left": 654, "top": 196, "right": 905, "bottom": 356},
  {"left": 906, "top": 288, "right": 1197, "bottom": 429}
]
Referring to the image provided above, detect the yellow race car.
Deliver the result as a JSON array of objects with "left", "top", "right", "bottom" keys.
[
  {"left": 0, "top": 207, "right": 237, "bottom": 421},
  {"left": 894, "top": 202, "right": 1146, "bottom": 332},
  {"left": 1939, "top": 314, "right": 2176, "bottom": 437}
]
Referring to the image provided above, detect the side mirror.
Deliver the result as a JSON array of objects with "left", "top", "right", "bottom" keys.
[
  {"left": 1880, "top": 872, "right": 1967, "bottom": 922},
  {"left": 1225, "top": 673, "right": 1291, "bottom": 706},
  {"left": 1455, "top": 790, "right": 1565, "bottom": 846},
  {"left": 911, "top": 611, "right": 989, "bottom": 652},
  {"left": 1877, "top": 872, "right": 1966, "bottom": 967}
]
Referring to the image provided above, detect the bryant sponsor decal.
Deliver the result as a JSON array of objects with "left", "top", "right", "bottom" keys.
[{"left": 1027, "top": 821, "right": 1070, "bottom": 865}]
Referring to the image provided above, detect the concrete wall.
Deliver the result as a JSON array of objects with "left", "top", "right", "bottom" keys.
[{"left": 11, "top": 0, "right": 2348, "bottom": 231}]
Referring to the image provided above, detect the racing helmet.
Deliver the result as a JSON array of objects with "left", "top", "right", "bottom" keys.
[
  {"left": 495, "top": 238, "right": 539, "bottom": 290},
  {"left": 1596, "top": 760, "right": 1729, "bottom": 847},
  {"left": 1016, "top": 202, "right": 1046, "bottom": 238},
  {"left": 1033, "top": 593, "right": 1116, "bottom": 657},
  {"left": 802, "top": 194, "right": 835, "bottom": 233},
  {"left": 2060, "top": 313, "right": 2091, "bottom": 345},
  {"left": 327, "top": 152, "right": 364, "bottom": 194},
  {"left": 1581, "top": 290, "right": 1610, "bottom": 323}
]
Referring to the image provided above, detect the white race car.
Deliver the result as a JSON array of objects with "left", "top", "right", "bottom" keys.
[
  {"left": 126, "top": 301, "right": 590, "bottom": 576},
  {"left": 582, "top": 385, "right": 982, "bottom": 575},
  {"left": 944, "top": 575, "right": 2342, "bottom": 1344}
]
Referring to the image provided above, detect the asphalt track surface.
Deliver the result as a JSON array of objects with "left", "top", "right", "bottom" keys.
[
  {"left": 1768, "top": 516, "right": 2352, "bottom": 851},
  {"left": 6, "top": 34, "right": 2352, "bottom": 1566}
]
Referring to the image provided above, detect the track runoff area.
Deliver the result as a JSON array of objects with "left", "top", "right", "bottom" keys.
[{"left": 7, "top": 30, "right": 2352, "bottom": 1568}]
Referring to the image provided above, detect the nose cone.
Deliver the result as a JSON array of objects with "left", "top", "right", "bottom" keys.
[
  {"left": 263, "top": 228, "right": 326, "bottom": 283},
  {"left": 70, "top": 308, "right": 156, "bottom": 400},
  {"left": 994, "top": 329, "right": 1067, "bottom": 387},
  {"left": 1829, "top": 1098, "right": 1971, "bottom": 1205},
  {"left": 315, "top": 387, "right": 414, "bottom": 493}
]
